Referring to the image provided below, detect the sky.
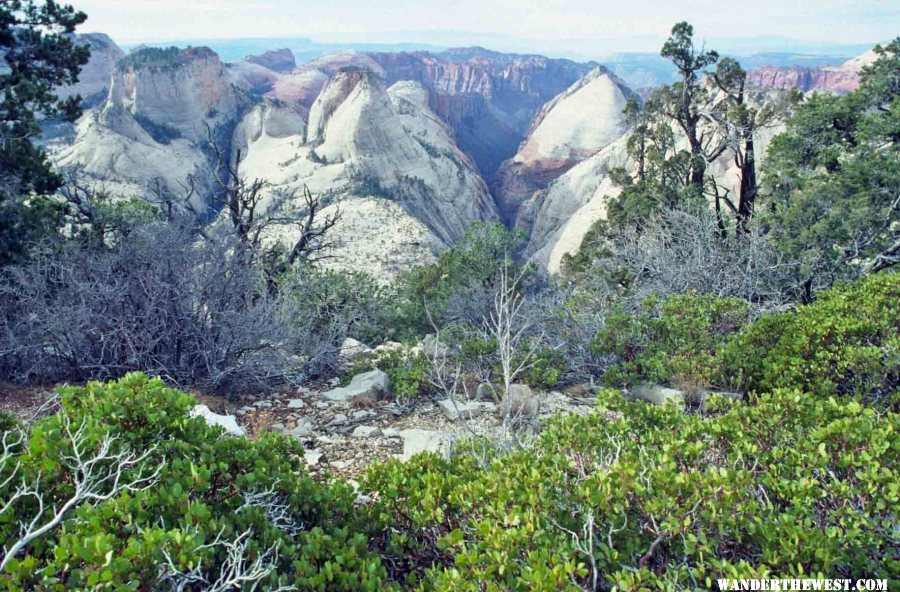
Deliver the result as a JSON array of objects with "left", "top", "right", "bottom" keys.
[{"left": 72, "top": 0, "right": 895, "bottom": 55}]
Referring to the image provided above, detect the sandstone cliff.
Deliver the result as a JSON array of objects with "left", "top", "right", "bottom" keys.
[
  {"left": 245, "top": 48, "right": 296, "bottom": 73},
  {"left": 747, "top": 50, "right": 877, "bottom": 94},
  {"left": 492, "top": 66, "right": 635, "bottom": 231},
  {"left": 55, "top": 33, "right": 125, "bottom": 106},
  {"left": 368, "top": 48, "right": 595, "bottom": 175}
]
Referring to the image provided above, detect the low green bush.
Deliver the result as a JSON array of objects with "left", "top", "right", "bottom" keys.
[
  {"left": 592, "top": 292, "right": 750, "bottom": 391},
  {"left": 724, "top": 272, "right": 899, "bottom": 405},
  {"left": 366, "top": 389, "right": 899, "bottom": 590},
  {"left": 343, "top": 348, "right": 431, "bottom": 400},
  {"left": 0, "top": 373, "right": 393, "bottom": 591}
]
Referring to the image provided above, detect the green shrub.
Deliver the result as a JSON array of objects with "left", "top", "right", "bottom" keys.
[
  {"left": 724, "top": 272, "right": 899, "bottom": 404},
  {"left": 366, "top": 389, "right": 899, "bottom": 590},
  {"left": 592, "top": 292, "right": 750, "bottom": 391},
  {"left": 0, "top": 373, "right": 393, "bottom": 591},
  {"left": 344, "top": 347, "right": 431, "bottom": 400}
]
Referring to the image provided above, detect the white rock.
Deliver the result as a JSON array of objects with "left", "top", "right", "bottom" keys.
[
  {"left": 189, "top": 405, "right": 245, "bottom": 437},
  {"left": 382, "top": 427, "right": 401, "bottom": 438},
  {"left": 399, "top": 429, "right": 456, "bottom": 460},
  {"left": 287, "top": 399, "right": 306, "bottom": 409},
  {"left": 627, "top": 384, "right": 685, "bottom": 407},
  {"left": 340, "top": 337, "right": 373, "bottom": 361},
  {"left": 437, "top": 399, "right": 490, "bottom": 421},
  {"left": 322, "top": 369, "right": 391, "bottom": 403},
  {"left": 352, "top": 425, "right": 381, "bottom": 438},
  {"left": 287, "top": 418, "right": 314, "bottom": 438},
  {"left": 304, "top": 449, "right": 323, "bottom": 466}
]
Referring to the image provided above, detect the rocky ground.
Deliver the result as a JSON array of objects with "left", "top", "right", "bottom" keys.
[
  {"left": 0, "top": 372, "right": 599, "bottom": 481},
  {"left": 196, "top": 375, "right": 598, "bottom": 480}
]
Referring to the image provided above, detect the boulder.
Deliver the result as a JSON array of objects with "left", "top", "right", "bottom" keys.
[
  {"left": 352, "top": 425, "right": 381, "bottom": 438},
  {"left": 399, "top": 429, "right": 456, "bottom": 460},
  {"left": 339, "top": 337, "right": 373, "bottom": 367},
  {"left": 627, "top": 384, "right": 685, "bottom": 407},
  {"left": 189, "top": 405, "right": 245, "bottom": 437},
  {"left": 437, "top": 398, "right": 493, "bottom": 421},
  {"left": 499, "top": 384, "right": 540, "bottom": 418},
  {"left": 287, "top": 417, "right": 314, "bottom": 438},
  {"left": 322, "top": 369, "right": 391, "bottom": 404},
  {"left": 475, "top": 382, "right": 496, "bottom": 400},
  {"left": 415, "top": 333, "right": 448, "bottom": 358}
]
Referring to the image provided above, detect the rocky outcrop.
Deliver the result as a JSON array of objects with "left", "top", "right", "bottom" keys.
[
  {"left": 522, "top": 136, "right": 630, "bottom": 271},
  {"left": 493, "top": 67, "right": 634, "bottom": 230},
  {"left": 112, "top": 47, "right": 242, "bottom": 143},
  {"left": 238, "top": 69, "right": 497, "bottom": 278},
  {"left": 747, "top": 50, "right": 877, "bottom": 95},
  {"left": 245, "top": 48, "right": 296, "bottom": 73},
  {"left": 56, "top": 33, "right": 125, "bottom": 106},
  {"left": 368, "top": 48, "right": 595, "bottom": 175}
]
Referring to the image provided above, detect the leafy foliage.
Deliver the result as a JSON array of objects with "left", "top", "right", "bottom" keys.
[
  {"left": 0, "top": 373, "right": 394, "bottom": 591},
  {"left": 0, "top": 0, "right": 89, "bottom": 264},
  {"left": 592, "top": 292, "right": 750, "bottom": 390},
  {"left": 724, "top": 272, "right": 899, "bottom": 405},
  {"left": 368, "top": 388, "right": 899, "bottom": 590},
  {"left": 761, "top": 38, "right": 900, "bottom": 290}
]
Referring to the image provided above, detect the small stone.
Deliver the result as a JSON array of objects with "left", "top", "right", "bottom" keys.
[
  {"left": 399, "top": 429, "right": 455, "bottom": 460},
  {"left": 351, "top": 410, "right": 375, "bottom": 420},
  {"left": 270, "top": 423, "right": 285, "bottom": 431},
  {"left": 382, "top": 427, "right": 401, "bottom": 438},
  {"left": 304, "top": 449, "right": 323, "bottom": 466},
  {"left": 437, "top": 398, "right": 488, "bottom": 421},
  {"left": 287, "top": 418, "right": 314, "bottom": 438},
  {"left": 253, "top": 400, "right": 272, "bottom": 408},
  {"left": 352, "top": 425, "right": 381, "bottom": 438},
  {"left": 330, "top": 460, "right": 350, "bottom": 469},
  {"left": 287, "top": 399, "right": 305, "bottom": 409},
  {"left": 189, "top": 405, "right": 245, "bottom": 437}
]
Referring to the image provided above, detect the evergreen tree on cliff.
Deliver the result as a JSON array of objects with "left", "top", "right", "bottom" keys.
[{"left": 0, "top": 0, "right": 88, "bottom": 264}]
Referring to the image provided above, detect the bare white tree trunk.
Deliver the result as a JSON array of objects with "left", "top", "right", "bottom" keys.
[{"left": 0, "top": 412, "right": 162, "bottom": 571}]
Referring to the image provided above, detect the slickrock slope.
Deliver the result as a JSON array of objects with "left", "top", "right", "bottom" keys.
[
  {"left": 493, "top": 66, "right": 635, "bottom": 231},
  {"left": 237, "top": 70, "right": 497, "bottom": 279},
  {"left": 369, "top": 48, "right": 595, "bottom": 175},
  {"left": 747, "top": 49, "right": 877, "bottom": 94},
  {"left": 523, "top": 136, "right": 630, "bottom": 272},
  {"left": 56, "top": 33, "right": 125, "bottom": 106},
  {"left": 52, "top": 47, "right": 244, "bottom": 203},
  {"left": 113, "top": 47, "right": 241, "bottom": 143}
]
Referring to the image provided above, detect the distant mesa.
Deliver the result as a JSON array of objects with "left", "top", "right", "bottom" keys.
[
  {"left": 747, "top": 49, "right": 877, "bottom": 94},
  {"left": 245, "top": 48, "right": 297, "bottom": 73}
]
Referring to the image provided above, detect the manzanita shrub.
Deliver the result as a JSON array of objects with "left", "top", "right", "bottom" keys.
[
  {"left": 366, "top": 389, "right": 899, "bottom": 590},
  {"left": 1, "top": 273, "right": 897, "bottom": 591},
  {"left": 723, "top": 272, "right": 899, "bottom": 405},
  {"left": 0, "top": 373, "right": 393, "bottom": 591}
]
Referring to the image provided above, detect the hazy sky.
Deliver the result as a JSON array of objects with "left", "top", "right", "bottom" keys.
[{"left": 73, "top": 0, "right": 895, "bottom": 53}]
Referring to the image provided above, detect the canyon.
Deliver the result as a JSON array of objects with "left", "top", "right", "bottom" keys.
[{"left": 46, "top": 35, "right": 873, "bottom": 278}]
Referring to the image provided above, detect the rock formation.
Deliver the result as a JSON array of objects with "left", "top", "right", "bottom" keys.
[
  {"left": 55, "top": 33, "right": 125, "bottom": 106},
  {"left": 747, "top": 49, "right": 877, "bottom": 94},
  {"left": 369, "top": 48, "right": 595, "bottom": 175},
  {"left": 493, "top": 66, "right": 635, "bottom": 232},
  {"left": 245, "top": 48, "right": 296, "bottom": 73}
]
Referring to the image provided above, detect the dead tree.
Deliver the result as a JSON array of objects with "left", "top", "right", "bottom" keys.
[{"left": 0, "top": 413, "right": 162, "bottom": 571}]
